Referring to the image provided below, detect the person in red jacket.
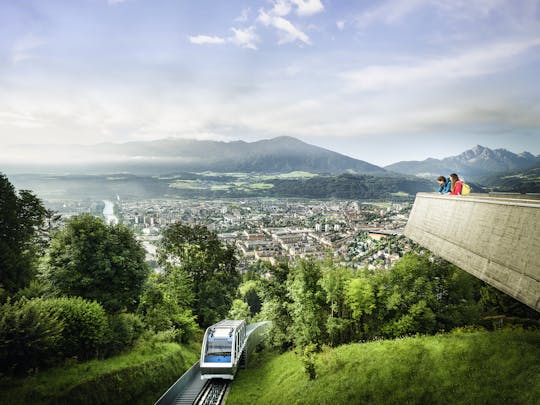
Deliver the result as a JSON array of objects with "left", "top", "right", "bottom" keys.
[{"left": 449, "top": 173, "right": 463, "bottom": 195}]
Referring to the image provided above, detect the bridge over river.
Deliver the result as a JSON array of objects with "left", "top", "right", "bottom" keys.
[{"left": 404, "top": 193, "right": 540, "bottom": 312}]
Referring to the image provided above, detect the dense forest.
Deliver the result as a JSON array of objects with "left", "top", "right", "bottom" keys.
[{"left": 0, "top": 172, "right": 538, "bottom": 403}]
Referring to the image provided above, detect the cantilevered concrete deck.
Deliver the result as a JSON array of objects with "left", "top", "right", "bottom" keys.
[{"left": 404, "top": 193, "right": 540, "bottom": 311}]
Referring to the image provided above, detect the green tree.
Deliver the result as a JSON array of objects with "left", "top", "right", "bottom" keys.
[
  {"left": 0, "top": 173, "right": 47, "bottom": 294},
  {"left": 288, "top": 259, "right": 327, "bottom": 349},
  {"left": 378, "top": 253, "right": 481, "bottom": 338},
  {"left": 43, "top": 214, "right": 149, "bottom": 312},
  {"left": 238, "top": 280, "right": 263, "bottom": 317},
  {"left": 137, "top": 272, "right": 197, "bottom": 343},
  {"left": 228, "top": 299, "right": 250, "bottom": 320},
  {"left": 259, "top": 261, "right": 294, "bottom": 351},
  {"left": 158, "top": 223, "right": 240, "bottom": 327},
  {"left": 320, "top": 263, "right": 352, "bottom": 346}
]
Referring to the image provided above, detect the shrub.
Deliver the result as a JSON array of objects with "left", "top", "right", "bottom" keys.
[
  {"left": 41, "top": 297, "right": 108, "bottom": 360},
  {"left": 104, "top": 313, "right": 145, "bottom": 356},
  {"left": 170, "top": 311, "right": 198, "bottom": 343},
  {"left": 0, "top": 298, "right": 64, "bottom": 374}
]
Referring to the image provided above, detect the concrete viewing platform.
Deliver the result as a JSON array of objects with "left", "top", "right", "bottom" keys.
[{"left": 404, "top": 193, "right": 540, "bottom": 312}]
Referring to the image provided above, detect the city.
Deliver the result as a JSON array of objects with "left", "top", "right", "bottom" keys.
[{"left": 46, "top": 197, "right": 414, "bottom": 271}]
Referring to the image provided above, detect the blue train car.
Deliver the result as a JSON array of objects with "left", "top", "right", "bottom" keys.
[{"left": 200, "top": 320, "right": 246, "bottom": 380}]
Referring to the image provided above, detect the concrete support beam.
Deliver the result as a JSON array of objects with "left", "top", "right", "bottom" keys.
[{"left": 404, "top": 193, "right": 540, "bottom": 312}]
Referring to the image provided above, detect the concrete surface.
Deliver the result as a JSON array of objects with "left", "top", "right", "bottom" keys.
[{"left": 404, "top": 193, "right": 540, "bottom": 312}]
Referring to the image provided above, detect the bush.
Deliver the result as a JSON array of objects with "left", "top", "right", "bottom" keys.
[
  {"left": 0, "top": 298, "right": 64, "bottom": 374},
  {"left": 41, "top": 297, "right": 108, "bottom": 360},
  {"left": 104, "top": 313, "right": 145, "bottom": 356}
]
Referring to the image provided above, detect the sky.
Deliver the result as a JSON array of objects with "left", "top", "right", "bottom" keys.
[{"left": 1, "top": 0, "right": 539, "bottom": 166}]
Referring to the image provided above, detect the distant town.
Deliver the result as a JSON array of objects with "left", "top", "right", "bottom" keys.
[{"left": 45, "top": 197, "right": 416, "bottom": 271}]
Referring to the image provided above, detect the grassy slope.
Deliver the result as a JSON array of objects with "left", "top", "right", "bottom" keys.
[
  {"left": 0, "top": 341, "right": 200, "bottom": 405},
  {"left": 228, "top": 330, "right": 540, "bottom": 405}
]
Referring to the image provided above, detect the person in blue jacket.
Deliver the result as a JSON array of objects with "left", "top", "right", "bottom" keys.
[{"left": 436, "top": 175, "right": 451, "bottom": 194}]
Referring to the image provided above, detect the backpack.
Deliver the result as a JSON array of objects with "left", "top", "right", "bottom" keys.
[{"left": 461, "top": 182, "right": 471, "bottom": 196}]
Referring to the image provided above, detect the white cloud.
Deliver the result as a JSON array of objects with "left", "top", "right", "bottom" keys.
[
  {"left": 189, "top": 35, "right": 226, "bottom": 45},
  {"left": 290, "top": 0, "right": 324, "bottom": 16},
  {"left": 258, "top": 9, "right": 311, "bottom": 44},
  {"left": 342, "top": 37, "right": 540, "bottom": 91},
  {"left": 271, "top": 0, "right": 324, "bottom": 17},
  {"left": 272, "top": 0, "right": 293, "bottom": 16},
  {"left": 336, "top": 20, "right": 345, "bottom": 30},
  {"left": 230, "top": 26, "right": 259, "bottom": 49},
  {"left": 107, "top": 0, "right": 128, "bottom": 5}
]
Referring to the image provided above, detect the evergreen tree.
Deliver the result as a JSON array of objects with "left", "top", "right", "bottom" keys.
[{"left": 0, "top": 173, "right": 47, "bottom": 294}]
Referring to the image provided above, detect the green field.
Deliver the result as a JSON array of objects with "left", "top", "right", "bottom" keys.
[
  {"left": 227, "top": 329, "right": 540, "bottom": 405},
  {"left": 168, "top": 172, "right": 311, "bottom": 192},
  {"left": 169, "top": 180, "right": 205, "bottom": 189}
]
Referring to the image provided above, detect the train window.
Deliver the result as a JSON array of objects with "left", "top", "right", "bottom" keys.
[{"left": 205, "top": 328, "right": 232, "bottom": 362}]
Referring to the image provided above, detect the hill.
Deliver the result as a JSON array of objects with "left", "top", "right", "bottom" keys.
[
  {"left": 386, "top": 145, "right": 539, "bottom": 180},
  {"left": 227, "top": 329, "right": 540, "bottom": 405},
  {"left": 480, "top": 163, "right": 540, "bottom": 193},
  {"left": 2, "top": 136, "right": 385, "bottom": 175}
]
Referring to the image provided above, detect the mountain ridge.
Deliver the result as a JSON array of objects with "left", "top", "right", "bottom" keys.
[
  {"left": 2, "top": 136, "right": 385, "bottom": 175},
  {"left": 385, "top": 144, "right": 540, "bottom": 180}
]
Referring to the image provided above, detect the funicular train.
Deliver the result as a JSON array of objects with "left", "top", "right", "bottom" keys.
[{"left": 200, "top": 319, "right": 247, "bottom": 380}]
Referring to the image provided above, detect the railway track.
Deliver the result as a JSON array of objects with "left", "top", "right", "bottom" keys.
[
  {"left": 194, "top": 379, "right": 230, "bottom": 405},
  {"left": 154, "top": 362, "right": 230, "bottom": 405}
]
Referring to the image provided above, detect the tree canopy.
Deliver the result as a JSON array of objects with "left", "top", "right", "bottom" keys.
[
  {"left": 0, "top": 173, "right": 47, "bottom": 294},
  {"left": 43, "top": 214, "right": 149, "bottom": 312},
  {"left": 158, "top": 223, "right": 241, "bottom": 327}
]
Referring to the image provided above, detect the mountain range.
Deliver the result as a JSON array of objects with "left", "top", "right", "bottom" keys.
[
  {"left": 3, "top": 137, "right": 538, "bottom": 181},
  {"left": 2, "top": 136, "right": 383, "bottom": 175},
  {"left": 385, "top": 145, "right": 540, "bottom": 180},
  {"left": 3, "top": 136, "right": 539, "bottom": 198}
]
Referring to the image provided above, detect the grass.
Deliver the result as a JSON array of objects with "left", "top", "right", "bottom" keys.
[
  {"left": 0, "top": 341, "right": 200, "bottom": 405},
  {"left": 227, "top": 329, "right": 540, "bottom": 405},
  {"left": 249, "top": 183, "right": 275, "bottom": 190}
]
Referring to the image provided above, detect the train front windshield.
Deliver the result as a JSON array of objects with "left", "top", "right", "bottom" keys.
[{"left": 204, "top": 329, "right": 232, "bottom": 363}]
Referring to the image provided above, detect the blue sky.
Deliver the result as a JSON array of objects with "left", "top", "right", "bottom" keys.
[{"left": 1, "top": 0, "right": 539, "bottom": 166}]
